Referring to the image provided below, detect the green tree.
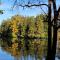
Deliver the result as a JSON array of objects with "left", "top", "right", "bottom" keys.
[
  {"left": 35, "top": 14, "right": 44, "bottom": 38},
  {"left": 26, "top": 17, "right": 35, "bottom": 38}
]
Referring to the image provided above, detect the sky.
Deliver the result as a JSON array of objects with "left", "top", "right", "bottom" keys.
[{"left": 0, "top": 0, "right": 60, "bottom": 24}]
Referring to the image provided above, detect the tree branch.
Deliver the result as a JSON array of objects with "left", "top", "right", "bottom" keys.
[
  {"left": 17, "top": 4, "right": 48, "bottom": 8},
  {"left": 40, "top": 6, "right": 47, "bottom": 14}
]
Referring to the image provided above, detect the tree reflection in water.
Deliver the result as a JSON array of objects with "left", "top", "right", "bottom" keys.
[{"left": 0, "top": 38, "right": 48, "bottom": 60}]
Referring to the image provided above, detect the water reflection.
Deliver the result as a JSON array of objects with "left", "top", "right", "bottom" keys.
[{"left": 0, "top": 38, "right": 60, "bottom": 60}]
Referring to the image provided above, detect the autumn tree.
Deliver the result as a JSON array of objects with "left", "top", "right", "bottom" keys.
[
  {"left": 12, "top": 0, "right": 60, "bottom": 60},
  {"left": 26, "top": 17, "right": 35, "bottom": 38},
  {"left": 35, "top": 14, "right": 45, "bottom": 38}
]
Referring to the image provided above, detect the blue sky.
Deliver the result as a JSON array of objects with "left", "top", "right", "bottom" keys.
[{"left": 0, "top": 0, "right": 60, "bottom": 24}]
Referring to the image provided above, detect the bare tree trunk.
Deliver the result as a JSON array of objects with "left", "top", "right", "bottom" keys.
[
  {"left": 46, "top": 0, "right": 52, "bottom": 60},
  {"left": 46, "top": 0, "right": 58, "bottom": 60},
  {"left": 51, "top": 27, "right": 57, "bottom": 60},
  {"left": 51, "top": 0, "right": 58, "bottom": 60}
]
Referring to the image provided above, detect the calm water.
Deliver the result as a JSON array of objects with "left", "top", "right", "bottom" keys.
[
  {"left": 0, "top": 39, "right": 60, "bottom": 60},
  {"left": 0, "top": 47, "right": 45, "bottom": 60}
]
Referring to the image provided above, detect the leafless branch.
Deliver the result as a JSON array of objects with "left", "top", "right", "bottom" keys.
[
  {"left": 12, "top": 0, "right": 48, "bottom": 17},
  {"left": 17, "top": 4, "right": 48, "bottom": 8},
  {"left": 40, "top": 6, "right": 47, "bottom": 14}
]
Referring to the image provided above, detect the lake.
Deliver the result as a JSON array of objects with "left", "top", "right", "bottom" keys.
[
  {"left": 0, "top": 39, "right": 60, "bottom": 60},
  {"left": 0, "top": 46, "right": 46, "bottom": 60}
]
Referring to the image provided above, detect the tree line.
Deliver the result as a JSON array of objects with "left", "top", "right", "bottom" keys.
[{"left": 0, "top": 14, "right": 48, "bottom": 42}]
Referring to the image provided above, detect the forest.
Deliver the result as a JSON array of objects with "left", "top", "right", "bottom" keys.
[
  {"left": 0, "top": 14, "right": 48, "bottom": 60},
  {"left": 0, "top": 14, "right": 48, "bottom": 44},
  {"left": 0, "top": 0, "right": 60, "bottom": 60}
]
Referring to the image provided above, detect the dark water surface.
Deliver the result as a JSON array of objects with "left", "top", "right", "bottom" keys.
[{"left": 0, "top": 39, "right": 60, "bottom": 60}]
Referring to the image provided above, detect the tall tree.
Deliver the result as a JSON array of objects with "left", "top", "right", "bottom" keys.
[
  {"left": 13, "top": 0, "right": 52, "bottom": 60},
  {"left": 27, "top": 17, "right": 35, "bottom": 38},
  {"left": 11, "top": 0, "right": 60, "bottom": 60},
  {"left": 51, "top": 0, "right": 60, "bottom": 60},
  {"left": 46, "top": 0, "right": 52, "bottom": 60},
  {"left": 35, "top": 15, "right": 44, "bottom": 38}
]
